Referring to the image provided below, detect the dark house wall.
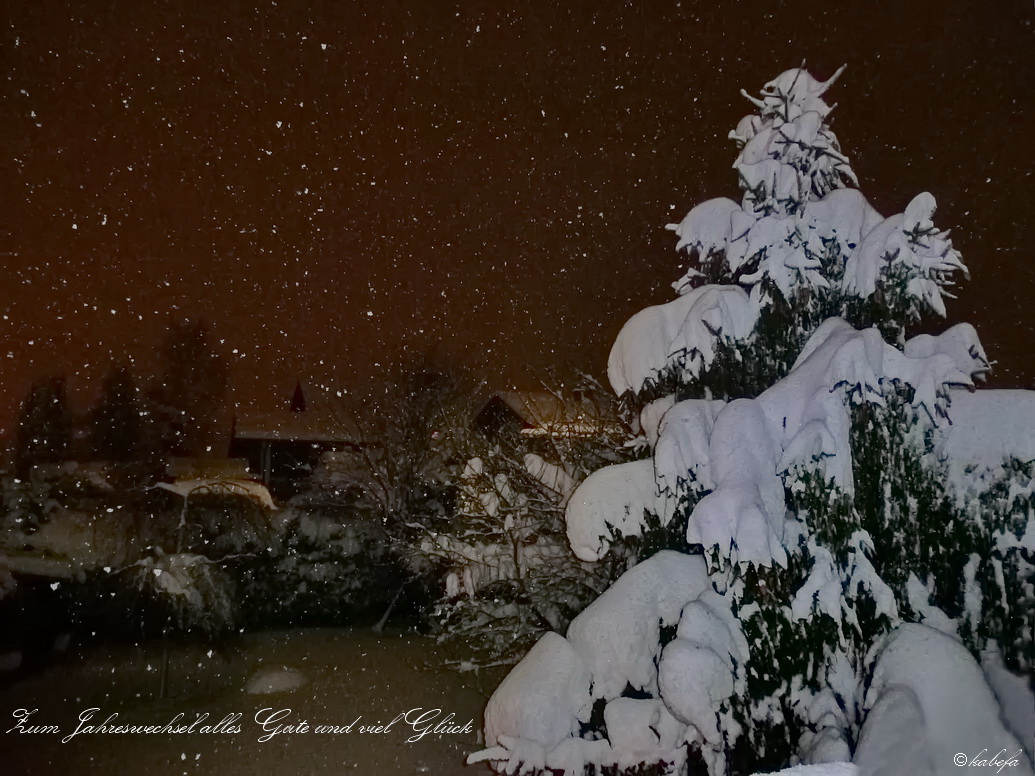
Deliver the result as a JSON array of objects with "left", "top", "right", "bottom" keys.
[
  {"left": 228, "top": 437, "right": 337, "bottom": 500},
  {"left": 472, "top": 396, "right": 533, "bottom": 440}
]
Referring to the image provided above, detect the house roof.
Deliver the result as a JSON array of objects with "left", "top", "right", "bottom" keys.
[
  {"left": 232, "top": 383, "right": 360, "bottom": 443},
  {"left": 475, "top": 390, "right": 620, "bottom": 437},
  {"left": 232, "top": 413, "right": 356, "bottom": 443},
  {"left": 234, "top": 383, "right": 619, "bottom": 444}
]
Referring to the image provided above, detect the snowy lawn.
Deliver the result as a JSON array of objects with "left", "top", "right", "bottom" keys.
[{"left": 1, "top": 628, "right": 498, "bottom": 775}]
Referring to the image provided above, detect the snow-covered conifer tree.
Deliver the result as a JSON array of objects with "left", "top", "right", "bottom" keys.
[
  {"left": 14, "top": 375, "right": 72, "bottom": 478},
  {"left": 470, "top": 68, "right": 1034, "bottom": 776}
]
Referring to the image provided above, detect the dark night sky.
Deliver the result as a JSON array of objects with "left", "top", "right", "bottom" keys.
[{"left": 1, "top": 0, "right": 1032, "bottom": 440}]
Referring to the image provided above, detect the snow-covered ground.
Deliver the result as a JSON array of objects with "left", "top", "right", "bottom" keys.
[
  {"left": 0, "top": 628, "right": 496, "bottom": 775},
  {"left": 753, "top": 766, "right": 856, "bottom": 776}
]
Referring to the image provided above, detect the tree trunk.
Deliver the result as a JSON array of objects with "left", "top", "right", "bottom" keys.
[{"left": 373, "top": 586, "right": 403, "bottom": 633}]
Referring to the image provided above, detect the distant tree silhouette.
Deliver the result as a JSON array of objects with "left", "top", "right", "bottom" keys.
[
  {"left": 145, "top": 320, "right": 229, "bottom": 458},
  {"left": 15, "top": 375, "right": 72, "bottom": 478},
  {"left": 337, "top": 363, "right": 467, "bottom": 527},
  {"left": 89, "top": 360, "right": 141, "bottom": 462}
]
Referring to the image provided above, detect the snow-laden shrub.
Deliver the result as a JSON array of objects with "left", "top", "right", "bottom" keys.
[
  {"left": 149, "top": 481, "right": 276, "bottom": 557},
  {"left": 69, "top": 484, "right": 280, "bottom": 644},
  {"left": 472, "top": 68, "right": 1034, "bottom": 776},
  {"left": 239, "top": 497, "right": 403, "bottom": 626},
  {"left": 412, "top": 380, "right": 633, "bottom": 668},
  {"left": 130, "top": 551, "right": 238, "bottom": 638},
  {"left": 1, "top": 475, "right": 68, "bottom": 534},
  {"left": 421, "top": 446, "right": 623, "bottom": 668}
]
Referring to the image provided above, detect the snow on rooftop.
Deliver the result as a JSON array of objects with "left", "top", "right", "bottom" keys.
[
  {"left": 154, "top": 478, "right": 277, "bottom": 509},
  {"left": 232, "top": 412, "right": 359, "bottom": 442},
  {"left": 477, "top": 389, "right": 620, "bottom": 437}
]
